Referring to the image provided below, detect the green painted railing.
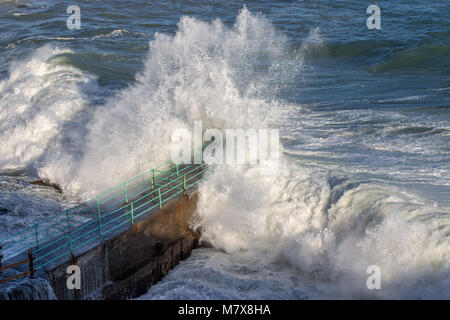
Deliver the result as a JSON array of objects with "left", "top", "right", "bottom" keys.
[{"left": 0, "top": 143, "right": 209, "bottom": 273}]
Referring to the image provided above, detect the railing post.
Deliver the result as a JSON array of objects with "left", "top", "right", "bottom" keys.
[
  {"left": 152, "top": 169, "right": 155, "bottom": 189},
  {"left": 183, "top": 175, "right": 186, "bottom": 196},
  {"left": 66, "top": 210, "right": 71, "bottom": 231},
  {"left": 66, "top": 210, "right": 73, "bottom": 256},
  {"left": 34, "top": 224, "right": 39, "bottom": 248},
  {"left": 123, "top": 183, "right": 128, "bottom": 204},
  {"left": 158, "top": 188, "right": 162, "bottom": 210},
  {"left": 131, "top": 202, "right": 134, "bottom": 225},
  {"left": 28, "top": 248, "right": 34, "bottom": 279},
  {"left": 97, "top": 196, "right": 103, "bottom": 242}
]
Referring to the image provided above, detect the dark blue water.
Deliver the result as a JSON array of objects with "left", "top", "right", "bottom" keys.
[{"left": 0, "top": 0, "right": 449, "bottom": 299}]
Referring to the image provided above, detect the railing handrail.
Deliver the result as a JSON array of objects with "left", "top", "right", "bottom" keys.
[
  {"left": 0, "top": 249, "right": 34, "bottom": 284},
  {"left": 33, "top": 164, "right": 208, "bottom": 271}
]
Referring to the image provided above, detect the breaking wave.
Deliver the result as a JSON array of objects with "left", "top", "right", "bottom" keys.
[{"left": 0, "top": 7, "right": 448, "bottom": 299}]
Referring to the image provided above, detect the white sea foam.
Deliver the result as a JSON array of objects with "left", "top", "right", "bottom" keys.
[
  {"left": 193, "top": 163, "right": 449, "bottom": 298},
  {"left": 0, "top": 46, "right": 94, "bottom": 171},
  {"left": 92, "top": 29, "right": 129, "bottom": 40}
]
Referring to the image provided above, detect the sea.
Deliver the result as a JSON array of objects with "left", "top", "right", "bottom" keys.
[{"left": 0, "top": 0, "right": 449, "bottom": 299}]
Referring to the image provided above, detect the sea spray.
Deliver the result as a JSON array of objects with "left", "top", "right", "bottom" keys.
[
  {"left": 0, "top": 46, "right": 95, "bottom": 171},
  {"left": 36, "top": 7, "right": 299, "bottom": 198},
  {"left": 194, "top": 162, "right": 449, "bottom": 298}
]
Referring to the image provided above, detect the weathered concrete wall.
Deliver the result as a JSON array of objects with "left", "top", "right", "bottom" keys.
[{"left": 47, "top": 192, "right": 200, "bottom": 300}]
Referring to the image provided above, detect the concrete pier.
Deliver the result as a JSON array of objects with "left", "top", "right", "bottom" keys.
[{"left": 47, "top": 192, "right": 200, "bottom": 300}]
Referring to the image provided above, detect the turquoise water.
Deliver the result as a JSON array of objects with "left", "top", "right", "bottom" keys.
[{"left": 0, "top": 1, "right": 449, "bottom": 299}]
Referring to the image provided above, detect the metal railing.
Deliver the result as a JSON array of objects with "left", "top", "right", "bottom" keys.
[
  {"left": 0, "top": 144, "right": 209, "bottom": 282},
  {"left": 0, "top": 248, "right": 35, "bottom": 284}
]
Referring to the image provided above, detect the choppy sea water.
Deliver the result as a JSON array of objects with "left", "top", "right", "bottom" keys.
[{"left": 0, "top": 0, "right": 449, "bottom": 299}]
